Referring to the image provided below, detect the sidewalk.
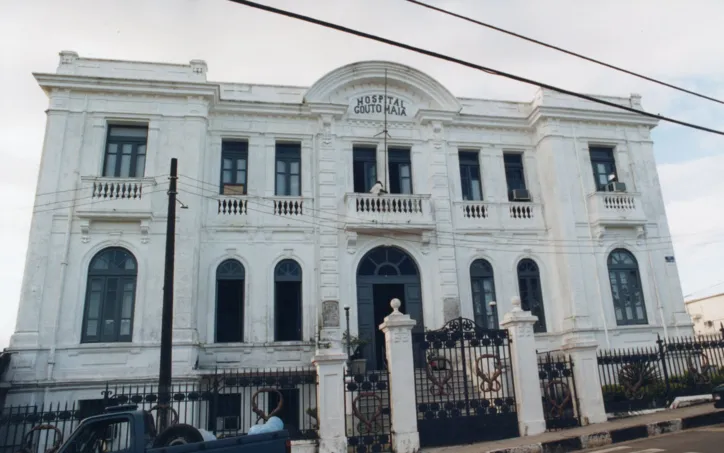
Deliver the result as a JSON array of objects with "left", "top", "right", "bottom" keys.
[{"left": 423, "top": 404, "right": 724, "bottom": 453}]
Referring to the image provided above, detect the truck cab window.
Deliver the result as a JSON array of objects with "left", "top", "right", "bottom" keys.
[{"left": 64, "top": 419, "right": 132, "bottom": 453}]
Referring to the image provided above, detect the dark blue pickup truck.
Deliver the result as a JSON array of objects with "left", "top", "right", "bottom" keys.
[{"left": 41, "top": 405, "right": 291, "bottom": 453}]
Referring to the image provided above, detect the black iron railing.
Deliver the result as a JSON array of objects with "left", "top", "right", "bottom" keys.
[
  {"left": 598, "top": 328, "right": 724, "bottom": 414},
  {"left": 537, "top": 352, "right": 581, "bottom": 430},
  {"left": 344, "top": 369, "right": 392, "bottom": 453},
  {"left": 0, "top": 367, "right": 318, "bottom": 453},
  {"left": 412, "top": 318, "right": 519, "bottom": 448}
]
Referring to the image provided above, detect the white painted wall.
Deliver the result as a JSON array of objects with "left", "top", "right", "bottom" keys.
[
  {"left": 686, "top": 293, "right": 724, "bottom": 336},
  {"left": 4, "top": 52, "right": 692, "bottom": 402}
]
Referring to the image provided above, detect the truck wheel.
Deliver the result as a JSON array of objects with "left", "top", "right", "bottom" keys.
[{"left": 152, "top": 424, "right": 204, "bottom": 447}]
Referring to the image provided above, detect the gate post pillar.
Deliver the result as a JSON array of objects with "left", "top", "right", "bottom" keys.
[
  {"left": 562, "top": 335, "right": 608, "bottom": 425},
  {"left": 313, "top": 350, "right": 348, "bottom": 453},
  {"left": 379, "top": 298, "right": 419, "bottom": 453},
  {"left": 501, "top": 296, "right": 547, "bottom": 436}
]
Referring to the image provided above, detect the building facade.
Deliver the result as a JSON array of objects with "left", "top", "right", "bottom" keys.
[
  {"left": 4, "top": 51, "right": 692, "bottom": 403},
  {"left": 685, "top": 292, "right": 724, "bottom": 336}
]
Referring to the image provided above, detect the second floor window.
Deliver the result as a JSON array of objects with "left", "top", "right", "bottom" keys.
[
  {"left": 459, "top": 151, "right": 483, "bottom": 201},
  {"left": 590, "top": 147, "right": 617, "bottom": 191},
  {"left": 103, "top": 125, "right": 148, "bottom": 178},
  {"left": 276, "top": 143, "right": 301, "bottom": 196},
  {"left": 353, "top": 147, "right": 377, "bottom": 193},
  {"left": 503, "top": 153, "right": 527, "bottom": 201},
  {"left": 220, "top": 141, "right": 248, "bottom": 195},
  {"left": 388, "top": 148, "right": 412, "bottom": 194}
]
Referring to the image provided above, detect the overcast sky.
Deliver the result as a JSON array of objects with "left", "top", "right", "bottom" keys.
[{"left": 1, "top": 0, "right": 723, "bottom": 348}]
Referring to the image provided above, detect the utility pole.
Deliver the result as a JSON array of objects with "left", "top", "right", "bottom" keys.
[{"left": 158, "top": 158, "right": 178, "bottom": 431}]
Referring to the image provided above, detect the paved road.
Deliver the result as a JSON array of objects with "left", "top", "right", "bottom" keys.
[{"left": 589, "top": 425, "right": 724, "bottom": 453}]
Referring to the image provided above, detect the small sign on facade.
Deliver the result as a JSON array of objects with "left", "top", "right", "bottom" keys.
[{"left": 351, "top": 94, "right": 409, "bottom": 116}]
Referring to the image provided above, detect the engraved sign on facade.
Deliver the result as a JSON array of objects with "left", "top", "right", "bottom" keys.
[
  {"left": 321, "top": 300, "right": 340, "bottom": 327},
  {"left": 351, "top": 95, "right": 409, "bottom": 116}
]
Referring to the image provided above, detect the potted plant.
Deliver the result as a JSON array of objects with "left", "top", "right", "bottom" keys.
[{"left": 343, "top": 332, "right": 369, "bottom": 374}]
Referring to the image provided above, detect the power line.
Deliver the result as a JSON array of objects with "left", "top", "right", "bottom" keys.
[
  {"left": 31, "top": 186, "right": 171, "bottom": 215},
  {"left": 684, "top": 280, "right": 724, "bottom": 299},
  {"left": 176, "top": 179, "right": 723, "bottom": 254},
  {"left": 406, "top": 0, "right": 724, "bottom": 106},
  {"left": 13, "top": 177, "right": 168, "bottom": 213},
  {"left": 226, "top": 0, "right": 724, "bottom": 137},
  {"left": 178, "top": 173, "right": 718, "bottom": 246}
]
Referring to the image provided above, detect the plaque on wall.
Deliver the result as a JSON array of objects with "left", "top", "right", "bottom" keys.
[{"left": 322, "top": 300, "right": 340, "bottom": 328}]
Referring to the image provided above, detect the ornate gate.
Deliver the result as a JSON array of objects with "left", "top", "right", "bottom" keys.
[{"left": 412, "top": 318, "right": 519, "bottom": 448}]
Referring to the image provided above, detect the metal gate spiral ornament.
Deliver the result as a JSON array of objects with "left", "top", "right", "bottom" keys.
[
  {"left": 251, "top": 388, "right": 284, "bottom": 423},
  {"left": 687, "top": 353, "right": 712, "bottom": 385},
  {"left": 15, "top": 425, "right": 63, "bottom": 453},
  {"left": 618, "top": 364, "right": 648, "bottom": 400},
  {"left": 149, "top": 404, "right": 179, "bottom": 426},
  {"left": 475, "top": 354, "right": 503, "bottom": 392},
  {"left": 545, "top": 380, "right": 572, "bottom": 419},
  {"left": 352, "top": 393, "right": 383, "bottom": 434},
  {"left": 425, "top": 356, "right": 453, "bottom": 396}
]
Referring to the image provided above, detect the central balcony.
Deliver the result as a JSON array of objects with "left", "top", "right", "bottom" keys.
[
  {"left": 343, "top": 193, "right": 434, "bottom": 232},
  {"left": 453, "top": 200, "right": 546, "bottom": 232},
  {"left": 587, "top": 192, "right": 646, "bottom": 227}
]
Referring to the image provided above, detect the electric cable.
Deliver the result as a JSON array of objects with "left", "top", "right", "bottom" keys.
[
  {"left": 225, "top": 0, "right": 724, "bottom": 136},
  {"left": 406, "top": 0, "right": 724, "bottom": 106}
]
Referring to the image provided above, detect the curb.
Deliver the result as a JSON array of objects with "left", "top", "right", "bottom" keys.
[{"left": 487, "top": 410, "right": 724, "bottom": 453}]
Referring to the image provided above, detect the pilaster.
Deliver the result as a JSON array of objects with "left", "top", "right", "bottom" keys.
[
  {"left": 313, "top": 350, "right": 348, "bottom": 453},
  {"left": 500, "top": 296, "right": 546, "bottom": 436},
  {"left": 379, "top": 299, "right": 419, "bottom": 453}
]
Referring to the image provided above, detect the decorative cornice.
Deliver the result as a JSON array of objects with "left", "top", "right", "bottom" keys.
[
  {"left": 529, "top": 105, "right": 659, "bottom": 129},
  {"left": 34, "top": 73, "right": 218, "bottom": 99}
]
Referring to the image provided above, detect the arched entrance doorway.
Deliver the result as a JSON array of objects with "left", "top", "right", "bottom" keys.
[{"left": 356, "top": 246, "right": 424, "bottom": 369}]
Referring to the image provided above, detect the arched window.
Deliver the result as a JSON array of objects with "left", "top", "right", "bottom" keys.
[
  {"left": 216, "top": 259, "right": 245, "bottom": 343},
  {"left": 517, "top": 259, "right": 546, "bottom": 333},
  {"left": 275, "top": 260, "right": 302, "bottom": 341},
  {"left": 607, "top": 249, "right": 648, "bottom": 325},
  {"left": 82, "top": 247, "right": 137, "bottom": 343},
  {"left": 470, "top": 259, "right": 498, "bottom": 328},
  {"left": 357, "top": 246, "right": 418, "bottom": 277}
]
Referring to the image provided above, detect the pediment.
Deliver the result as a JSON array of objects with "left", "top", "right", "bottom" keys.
[{"left": 305, "top": 61, "right": 461, "bottom": 120}]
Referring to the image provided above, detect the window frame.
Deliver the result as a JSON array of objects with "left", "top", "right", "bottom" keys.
[
  {"left": 275, "top": 143, "right": 302, "bottom": 196},
  {"left": 274, "top": 259, "right": 303, "bottom": 342},
  {"left": 503, "top": 152, "right": 527, "bottom": 201},
  {"left": 102, "top": 124, "right": 149, "bottom": 178},
  {"left": 220, "top": 141, "right": 249, "bottom": 195},
  {"left": 81, "top": 247, "right": 138, "bottom": 344},
  {"left": 517, "top": 258, "right": 546, "bottom": 333},
  {"left": 387, "top": 147, "right": 413, "bottom": 194},
  {"left": 215, "top": 259, "right": 246, "bottom": 343},
  {"left": 589, "top": 146, "right": 618, "bottom": 191},
  {"left": 353, "top": 146, "right": 378, "bottom": 193},
  {"left": 607, "top": 249, "right": 648, "bottom": 326},
  {"left": 459, "top": 151, "right": 483, "bottom": 201},
  {"left": 470, "top": 259, "right": 497, "bottom": 329}
]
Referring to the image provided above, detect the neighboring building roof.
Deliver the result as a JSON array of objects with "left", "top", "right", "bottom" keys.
[{"left": 685, "top": 291, "right": 724, "bottom": 305}]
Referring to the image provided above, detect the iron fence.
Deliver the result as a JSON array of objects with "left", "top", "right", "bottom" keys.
[
  {"left": 537, "top": 352, "right": 581, "bottom": 430},
  {"left": 0, "top": 367, "right": 318, "bottom": 453},
  {"left": 597, "top": 329, "right": 724, "bottom": 414},
  {"left": 344, "top": 368, "right": 392, "bottom": 453},
  {"left": 412, "top": 318, "right": 519, "bottom": 448}
]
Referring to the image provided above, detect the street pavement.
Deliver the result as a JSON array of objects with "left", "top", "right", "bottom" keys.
[{"left": 589, "top": 425, "right": 724, "bottom": 453}]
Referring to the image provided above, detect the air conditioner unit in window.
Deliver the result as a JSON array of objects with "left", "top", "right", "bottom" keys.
[
  {"left": 512, "top": 189, "right": 531, "bottom": 201},
  {"left": 607, "top": 182, "right": 627, "bottom": 192}
]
